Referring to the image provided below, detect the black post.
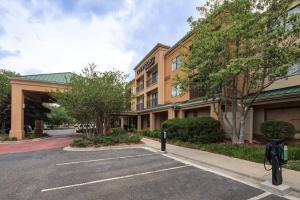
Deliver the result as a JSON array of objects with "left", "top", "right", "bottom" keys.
[
  {"left": 160, "top": 131, "right": 166, "bottom": 151},
  {"left": 266, "top": 139, "right": 283, "bottom": 185}
]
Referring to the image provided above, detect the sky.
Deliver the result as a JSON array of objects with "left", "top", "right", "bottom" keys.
[{"left": 0, "top": 0, "right": 204, "bottom": 79}]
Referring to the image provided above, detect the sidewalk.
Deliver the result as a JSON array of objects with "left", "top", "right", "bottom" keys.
[{"left": 142, "top": 138, "right": 300, "bottom": 192}]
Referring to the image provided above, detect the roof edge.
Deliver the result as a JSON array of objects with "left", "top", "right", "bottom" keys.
[{"left": 133, "top": 43, "right": 170, "bottom": 70}]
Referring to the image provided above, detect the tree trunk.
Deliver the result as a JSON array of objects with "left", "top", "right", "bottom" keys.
[{"left": 238, "top": 111, "right": 245, "bottom": 144}]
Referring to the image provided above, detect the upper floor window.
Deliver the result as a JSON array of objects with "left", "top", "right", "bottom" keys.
[
  {"left": 172, "top": 55, "right": 182, "bottom": 71},
  {"left": 287, "top": 62, "right": 300, "bottom": 76},
  {"left": 286, "top": 5, "right": 300, "bottom": 30},
  {"left": 171, "top": 84, "right": 182, "bottom": 97}
]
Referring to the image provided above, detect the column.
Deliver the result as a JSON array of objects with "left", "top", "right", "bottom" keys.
[
  {"left": 178, "top": 109, "right": 185, "bottom": 119},
  {"left": 210, "top": 103, "right": 219, "bottom": 120},
  {"left": 120, "top": 116, "right": 125, "bottom": 129},
  {"left": 248, "top": 107, "right": 254, "bottom": 144},
  {"left": 137, "top": 115, "right": 142, "bottom": 131},
  {"left": 34, "top": 120, "right": 44, "bottom": 135},
  {"left": 149, "top": 112, "right": 155, "bottom": 130},
  {"left": 9, "top": 85, "right": 25, "bottom": 140},
  {"left": 168, "top": 108, "right": 175, "bottom": 119}
]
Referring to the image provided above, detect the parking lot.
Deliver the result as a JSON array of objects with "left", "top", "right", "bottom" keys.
[{"left": 0, "top": 147, "right": 290, "bottom": 200}]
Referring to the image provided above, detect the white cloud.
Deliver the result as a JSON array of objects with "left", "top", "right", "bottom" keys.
[
  {"left": 0, "top": 0, "right": 203, "bottom": 78},
  {"left": 0, "top": 0, "right": 135, "bottom": 75}
]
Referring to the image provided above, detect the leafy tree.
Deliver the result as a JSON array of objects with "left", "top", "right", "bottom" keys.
[
  {"left": 0, "top": 69, "right": 19, "bottom": 133},
  {"left": 45, "top": 104, "right": 74, "bottom": 127},
  {"left": 53, "top": 64, "right": 129, "bottom": 137},
  {"left": 177, "top": 0, "right": 300, "bottom": 143}
]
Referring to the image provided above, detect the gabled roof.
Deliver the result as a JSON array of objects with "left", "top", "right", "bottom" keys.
[{"left": 12, "top": 72, "right": 74, "bottom": 85}]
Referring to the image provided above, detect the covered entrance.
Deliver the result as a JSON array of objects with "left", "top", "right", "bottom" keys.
[{"left": 9, "top": 73, "right": 72, "bottom": 139}]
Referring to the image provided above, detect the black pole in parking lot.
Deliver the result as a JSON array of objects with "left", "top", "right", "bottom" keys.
[{"left": 160, "top": 131, "right": 166, "bottom": 151}]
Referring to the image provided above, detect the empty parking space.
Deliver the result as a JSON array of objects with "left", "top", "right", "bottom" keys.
[{"left": 0, "top": 147, "right": 290, "bottom": 200}]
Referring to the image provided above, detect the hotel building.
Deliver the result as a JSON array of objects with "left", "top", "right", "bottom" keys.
[{"left": 120, "top": 2, "right": 300, "bottom": 142}]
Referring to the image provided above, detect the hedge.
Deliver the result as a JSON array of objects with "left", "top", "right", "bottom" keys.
[
  {"left": 261, "top": 120, "right": 295, "bottom": 140},
  {"left": 162, "top": 117, "right": 224, "bottom": 144},
  {"left": 143, "top": 129, "right": 161, "bottom": 138}
]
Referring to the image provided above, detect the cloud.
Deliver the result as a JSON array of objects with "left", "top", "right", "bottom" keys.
[
  {"left": 0, "top": 0, "right": 203, "bottom": 79},
  {"left": 0, "top": 47, "right": 20, "bottom": 60}
]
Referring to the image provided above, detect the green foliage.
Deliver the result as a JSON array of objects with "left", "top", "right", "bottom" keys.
[
  {"left": 0, "top": 69, "right": 19, "bottom": 104},
  {"left": 71, "top": 133, "right": 141, "bottom": 147},
  {"left": 45, "top": 104, "right": 74, "bottom": 126},
  {"left": 1, "top": 134, "right": 17, "bottom": 141},
  {"left": 162, "top": 117, "right": 225, "bottom": 143},
  {"left": 111, "top": 127, "right": 126, "bottom": 135},
  {"left": 178, "top": 0, "right": 300, "bottom": 143},
  {"left": 53, "top": 64, "right": 129, "bottom": 135},
  {"left": 169, "top": 140, "right": 300, "bottom": 171},
  {"left": 71, "top": 139, "right": 90, "bottom": 148},
  {"left": 261, "top": 120, "right": 296, "bottom": 140},
  {"left": 142, "top": 129, "right": 161, "bottom": 138},
  {"left": 1, "top": 134, "right": 10, "bottom": 141}
]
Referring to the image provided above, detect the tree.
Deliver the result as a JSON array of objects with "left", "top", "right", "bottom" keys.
[
  {"left": 53, "top": 64, "right": 129, "bottom": 137},
  {"left": 45, "top": 104, "right": 74, "bottom": 127},
  {"left": 177, "top": 0, "right": 300, "bottom": 143},
  {"left": 0, "top": 69, "right": 19, "bottom": 133}
]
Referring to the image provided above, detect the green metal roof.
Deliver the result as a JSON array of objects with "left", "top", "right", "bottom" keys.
[
  {"left": 258, "top": 85, "right": 300, "bottom": 99},
  {"left": 15, "top": 72, "right": 74, "bottom": 84}
]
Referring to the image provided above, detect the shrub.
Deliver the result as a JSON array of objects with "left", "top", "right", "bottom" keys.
[
  {"left": 162, "top": 117, "right": 224, "bottom": 144},
  {"left": 1, "top": 134, "right": 18, "bottom": 141},
  {"left": 142, "top": 129, "right": 161, "bottom": 138},
  {"left": 261, "top": 120, "right": 295, "bottom": 140},
  {"left": 71, "top": 139, "right": 90, "bottom": 147},
  {"left": 1, "top": 134, "right": 10, "bottom": 141},
  {"left": 111, "top": 127, "right": 126, "bottom": 135}
]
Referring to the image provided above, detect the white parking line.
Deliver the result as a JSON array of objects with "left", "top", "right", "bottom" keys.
[
  {"left": 56, "top": 153, "right": 159, "bottom": 166},
  {"left": 247, "top": 192, "right": 271, "bottom": 200},
  {"left": 41, "top": 165, "right": 189, "bottom": 192}
]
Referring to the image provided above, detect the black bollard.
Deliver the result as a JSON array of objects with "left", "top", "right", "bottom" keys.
[
  {"left": 264, "top": 139, "right": 288, "bottom": 185},
  {"left": 160, "top": 131, "right": 166, "bottom": 151}
]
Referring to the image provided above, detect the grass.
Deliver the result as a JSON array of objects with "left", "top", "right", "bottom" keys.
[
  {"left": 169, "top": 139, "right": 300, "bottom": 171},
  {"left": 71, "top": 133, "right": 142, "bottom": 148}
]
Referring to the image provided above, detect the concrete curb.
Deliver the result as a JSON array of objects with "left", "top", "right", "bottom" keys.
[{"left": 63, "top": 144, "right": 146, "bottom": 152}]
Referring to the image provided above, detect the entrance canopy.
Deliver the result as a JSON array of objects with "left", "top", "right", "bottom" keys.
[{"left": 9, "top": 72, "right": 73, "bottom": 139}]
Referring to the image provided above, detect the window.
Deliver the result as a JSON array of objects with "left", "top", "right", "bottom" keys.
[
  {"left": 287, "top": 62, "right": 300, "bottom": 76},
  {"left": 172, "top": 84, "right": 181, "bottom": 97},
  {"left": 171, "top": 55, "right": 182, "bottom": 71},
  {"left": 286, "top": 5, "right": 300, "bottom": 30}
]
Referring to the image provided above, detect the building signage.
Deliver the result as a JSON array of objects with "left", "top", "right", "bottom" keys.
[{"left": 137, "top": 57, "right": 155, "bottom": 74}]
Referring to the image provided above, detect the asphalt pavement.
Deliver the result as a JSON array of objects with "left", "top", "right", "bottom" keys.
[{"left": 0, "top": 147, "right": 291, "bottom": 200}]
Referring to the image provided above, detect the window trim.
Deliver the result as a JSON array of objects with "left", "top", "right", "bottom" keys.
[{"left": 171, "top": 55, "right": 182, "bottom": 71}]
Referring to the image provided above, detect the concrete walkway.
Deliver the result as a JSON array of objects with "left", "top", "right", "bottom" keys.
[{"left": 142, "top": 138, "right": 300, "bottom": 192}]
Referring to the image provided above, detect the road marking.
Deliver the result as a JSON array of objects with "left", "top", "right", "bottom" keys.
[
  {"left": 247, "top": 192, "right": 271, "bottom": 200},
  {"left": 41, "top": 165, "right": 189, "bottom": 192},
  {"left": 56, "top": 153, "right": 159, "bottom": 166},
  {"left": 162, "top": 153, "right": 261, "bottom": 189}
]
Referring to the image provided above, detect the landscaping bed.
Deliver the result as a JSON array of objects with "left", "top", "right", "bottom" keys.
[
  {"left": 70, "top": 133, "right": 142, "bottom": 148},
  {"left": 168, "top": 139, "right": 300, "bottom": 171}
]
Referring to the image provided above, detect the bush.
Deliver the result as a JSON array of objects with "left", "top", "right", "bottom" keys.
[
  {"left": 111, "top": 127, "right": 126, "bottom": 135},
  {"left": 162, "top": 117, "right": 224, "bottom": 144},
  {"left": 1, "top": 134, "right": 18, "bottom": 141},
  {"left": 142, "top": 129, "right": 161, "bottom": 138},
  {"left": 71, "top": 134, "right": 142, "bottom": 147},
  {"left": 261, "top": 120, "right": 295, "bottom": 140},
  {"left": 70, "top": 139, "right": 90, "bottom": 147}
]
